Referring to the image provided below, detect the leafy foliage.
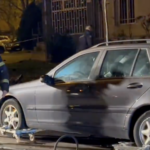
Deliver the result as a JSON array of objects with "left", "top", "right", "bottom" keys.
[
  {"left": 17, "top": 2, "right": 42, "bottom": 50},
  {"left": 51, "top": 33, "right": 76, "bottom": 63}
]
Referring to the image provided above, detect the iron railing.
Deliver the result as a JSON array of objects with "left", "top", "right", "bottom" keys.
[{"left": 52, "top": 0, "right": 87, "bottom": 34}]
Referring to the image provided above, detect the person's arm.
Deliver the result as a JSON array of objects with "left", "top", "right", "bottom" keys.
[{"left": 0, "top": 59, "right": 9, "bottom": 97}]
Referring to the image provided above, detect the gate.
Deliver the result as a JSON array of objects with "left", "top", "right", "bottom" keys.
[{"left": 52, "top": 0, "right": 87, "bottom": 34}]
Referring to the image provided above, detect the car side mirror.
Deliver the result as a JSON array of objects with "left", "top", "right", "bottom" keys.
[{"left": 40, "top": 75, "right": 55, "bottom": 86}]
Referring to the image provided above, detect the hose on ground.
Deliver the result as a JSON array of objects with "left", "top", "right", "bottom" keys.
[{"left": 53, "top": 134, "right": 78, "bottom": 150}]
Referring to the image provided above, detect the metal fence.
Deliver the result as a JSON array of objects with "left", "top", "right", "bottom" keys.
[{"left": 52, "top": 0, "right": 87, "bottom": 34}]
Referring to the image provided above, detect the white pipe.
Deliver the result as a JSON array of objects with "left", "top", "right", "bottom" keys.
[
  {"left": 43, "top": 0, "right": 47, "bottom": 25},
  {"left": 104, "top": 0, "right": 109, "bottom": 46}
]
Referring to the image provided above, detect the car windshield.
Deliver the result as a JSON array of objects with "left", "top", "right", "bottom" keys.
[{"left": 54, "top": 52, "right": 99, "bottom": 83}]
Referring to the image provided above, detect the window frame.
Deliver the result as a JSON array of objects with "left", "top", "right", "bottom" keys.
[
  {"left": 114, "top": 0, "right": 135, "bottom": 25},
  {"left": 131, "top": 48, "right": 150, "bottom": 78},
  {"left": 97, "top": 48, "right": 140, "bottom": 80},
  {"left": 52, "top": 51, "right": 101, "bottom": 83},
  {"left": 52, "top": 0, "right": 87, "bottom": 34}
]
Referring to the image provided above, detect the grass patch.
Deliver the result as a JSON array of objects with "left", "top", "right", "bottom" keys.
[{"left": 7, "top": 60, "right": 57, "bottom": 83}]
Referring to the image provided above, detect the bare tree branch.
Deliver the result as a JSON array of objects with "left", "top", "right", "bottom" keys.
[
  {"left": 0, "top": 0, "right": 21, "bottom": 36},
  {"left": 20, "top": 0, "right": 26, "bottom": 10},
  {"left": 6, "top": 0, "right": 32, "bottom": 12},
  {"left": 26, "top": 0, "right": 29, "bottom": 7},
  {"left": 7, "top": 0, "right": 23, "bottom": 12},
  {"left": 0, "top": 0, "right": 34, "bottom": 37}
]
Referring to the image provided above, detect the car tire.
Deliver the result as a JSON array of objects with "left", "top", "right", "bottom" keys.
[
  {"left": 134, "top": 110, "right": 150, "bottom": 147},
  {"left": 0, "top": 99, "right": 26, "bottom": 130}
]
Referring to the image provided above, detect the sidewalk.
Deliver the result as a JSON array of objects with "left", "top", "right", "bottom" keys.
[{"left": 0, "top": 136, "right": 109, "bottom": 150}]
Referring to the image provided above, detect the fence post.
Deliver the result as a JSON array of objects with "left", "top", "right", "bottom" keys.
[{"left": 43, "top": 0, "right": 53, "bottom": 61}]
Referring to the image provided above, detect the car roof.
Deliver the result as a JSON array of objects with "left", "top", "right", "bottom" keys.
[{"left": 78, "top": 43, "right": 150, "bottom": 55}]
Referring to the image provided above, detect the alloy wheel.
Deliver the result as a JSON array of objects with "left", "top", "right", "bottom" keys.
[
  {"left": 2, "top": 105, "right": 19, "bottom": 129},
  {"left": 139, "top": 117, "right": 150, "bottom": 145}
]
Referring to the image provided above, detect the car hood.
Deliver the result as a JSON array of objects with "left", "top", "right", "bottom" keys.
[{"left": 10, "top": 79, "right": 41, "bottom": 91}]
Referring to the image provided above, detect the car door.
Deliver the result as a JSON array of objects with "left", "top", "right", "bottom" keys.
[
  {"left": 35, "top": 51, "right": 101, "bottom": 134},
  {"left": 127, "top": 48, "right": 150, "bottom": 104},
  {"left": 92, "top": 48, "right": 149, "bottom": 138}
]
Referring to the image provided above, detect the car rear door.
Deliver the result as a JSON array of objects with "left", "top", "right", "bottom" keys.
[
  {"left": 126, "top": 48, "right": 150, "bottom": 104},
  {"left": 91, "top": 47, "right": 150, "bottom": 138}
]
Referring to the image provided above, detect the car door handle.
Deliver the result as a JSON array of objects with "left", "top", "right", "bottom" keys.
[
  {"left": 127, "top": 83, "right": 143, "bottom": 89},
  {"left": 66, "top": 87, "right": 86, "bottom": 95},
  {"left": 66, "top": 89, "right": 80, "bottom": 95},
  {"left": 68, "top": 93, "right": 79, "bottom": 96}
]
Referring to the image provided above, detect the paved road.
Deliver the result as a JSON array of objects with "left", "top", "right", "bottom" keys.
[{"left": 0, "top": 135, "right": 114, "bottom": 150}]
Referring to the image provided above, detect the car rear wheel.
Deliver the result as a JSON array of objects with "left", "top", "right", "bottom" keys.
[
  {"left": 0, "top": 99, "right": 25, "bottom": 130},
  {"left": 134, "top": 110, "right": 150, "bottom": 146}
]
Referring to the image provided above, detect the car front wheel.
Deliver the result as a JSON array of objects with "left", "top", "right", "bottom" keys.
[
  {"left": 134, "top": 110, "right": 150, "bottom": 147},
  {"left": 0, "top": 99, "right": 25, "bottom": 130}
]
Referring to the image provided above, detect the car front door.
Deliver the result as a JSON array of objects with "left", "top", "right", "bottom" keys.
[
  {"left": 35, "top": 51, "right": 101, "bottom": 135},
  {"left": 92, "top": 48, "right": 150, "bottom": 138}
]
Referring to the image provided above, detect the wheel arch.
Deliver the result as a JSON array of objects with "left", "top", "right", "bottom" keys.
[
  {"left": 129, "top": 105, "right": 150, "bottom": 141},
  {"left": 0, "top": 95, "right": 27, "bottom": 126}
]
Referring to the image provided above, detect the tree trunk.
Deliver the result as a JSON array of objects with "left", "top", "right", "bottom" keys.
[{"left": 20, "top": 0, "right": 26, "bottom": 10}]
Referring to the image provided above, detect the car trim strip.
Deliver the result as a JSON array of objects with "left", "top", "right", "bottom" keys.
[
  {"left": 0, "top": 61, "right": 5, "bottom": 67},
  {"left": 1, "top": 79, "right": 9, "bottom": 83}
]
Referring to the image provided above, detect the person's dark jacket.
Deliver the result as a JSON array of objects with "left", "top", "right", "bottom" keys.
[
  {"left": 77, "top": 30, "right": 93, "bottom": 52},
  {"left": 0, "top": 56, "right": 9, "bottom": 92}
]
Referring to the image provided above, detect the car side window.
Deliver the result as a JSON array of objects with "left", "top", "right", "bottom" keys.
[
  {"left": 132, "top": 50, "right": 150, "bottom": 77},
  {"left": 54, "top": 52, "right": 99, "bottom": 83},
  {"left": 100, "top": 49, "right": 138, "bottom": 78}
]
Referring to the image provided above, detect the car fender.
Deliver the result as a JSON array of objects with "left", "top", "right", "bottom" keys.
[
  {"left": 2, "top": 87, "right": 37, "bottom": 126},
  {"left": 124, "top": 88, "right": 150, "bottom": 137}
]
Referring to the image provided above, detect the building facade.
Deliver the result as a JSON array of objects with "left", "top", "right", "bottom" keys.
[
  {"left": 0, "top": 0, "right": 149, "bottom": 42},
  {"left": 43, "top": 0, "right": 104, "bottom": 44},
  {"left": 107, "top": 0, "right": 150, "bottom": 40},
  {"left": 43, "top": 0, "right": 150, "bottom": 44}
]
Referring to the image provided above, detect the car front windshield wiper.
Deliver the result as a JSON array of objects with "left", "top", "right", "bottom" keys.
[{"left": 54, "top": 78, "right": 66, "bottom": 83}]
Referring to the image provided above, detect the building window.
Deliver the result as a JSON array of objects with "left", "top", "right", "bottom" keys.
[
  {"left": 52, "top": 0, "right": 87, "bottom": 34},
  {"left": 119, "top": 0, "right": 135, "bottom": 24}
]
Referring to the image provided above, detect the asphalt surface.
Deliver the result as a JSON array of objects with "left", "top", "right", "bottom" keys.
[{"left": 0, "top": 134, "right": 120, "bottom": 150}]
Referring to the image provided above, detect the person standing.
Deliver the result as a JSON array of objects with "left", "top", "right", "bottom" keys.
[
  {"left": 77, "top": 25, "right": 94, "bottom": 52},
  {"left": 0, "top": 56, "right": 9, "bottom": 97}
]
